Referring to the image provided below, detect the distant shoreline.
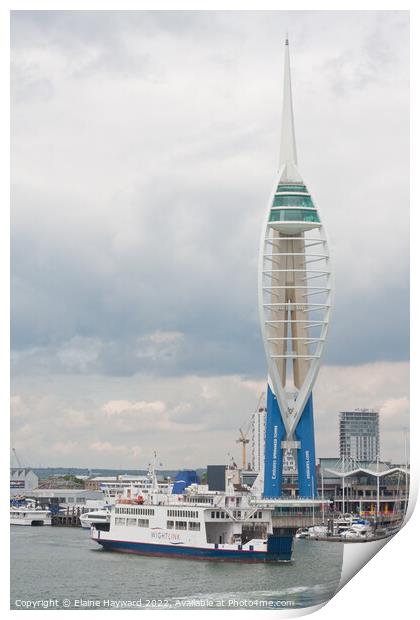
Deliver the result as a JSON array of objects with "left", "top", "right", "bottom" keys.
[{"left": 14, "top": 467, "right": 207, "bottom": 480}]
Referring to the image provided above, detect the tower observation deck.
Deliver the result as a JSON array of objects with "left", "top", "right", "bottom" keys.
[{"left": 258, "top": 39, "right": 333, "bottom": 498}]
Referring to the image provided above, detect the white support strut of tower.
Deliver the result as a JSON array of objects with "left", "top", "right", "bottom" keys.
[{"left": 257, "top": 38, "right": 333, "bottom": 441}]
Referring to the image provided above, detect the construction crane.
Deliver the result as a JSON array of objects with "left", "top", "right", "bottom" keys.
[
  {"left": 12, "top": 448, "right": 23, "bottom": 468},
  {"left": 236, "top": 392, "right": 266, "bottom": 470},
  {"left": 236, "top": 428, "right": 250, "bottom": 471}
]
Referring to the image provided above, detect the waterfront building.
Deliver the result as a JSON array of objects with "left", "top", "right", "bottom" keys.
[
  {"left": 10, "top": 467, "right": 38, "bottom": 497},
  {"left": 250, "top": 406, "right": 296, "bottom": 477},
  {"left": 318, "top": 457, "right": 409, "bottom": 519},
  {"left": 28, "top": 488, "right": 105, "bottom": 512},
  {"left": 259, "top": 39, "right": 332, "bottom": 498},
  {"left": 251, "top": 407, "right": 266, "bottom": 473},
  {"left": 207, "top": 465, "right": 228, "bottom": 491},
  {"left": 339, "top": 409, "right": 380, "bottom": 461}
]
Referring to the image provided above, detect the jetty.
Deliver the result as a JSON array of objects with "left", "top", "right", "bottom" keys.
[{"left": 51, "top": 507, "right": 81, "bottom": 527}]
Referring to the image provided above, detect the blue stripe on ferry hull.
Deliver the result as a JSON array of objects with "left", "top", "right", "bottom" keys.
[{"left": 94, "top": 539, "right": 292, "bottom": 562}]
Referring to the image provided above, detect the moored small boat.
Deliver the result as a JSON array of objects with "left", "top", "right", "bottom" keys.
[
  {"left": 10, "top": 505, "right": 51, "bottom": 526},
  {"left": 80, "top": 509, "right": 111, "bottom": 529}
]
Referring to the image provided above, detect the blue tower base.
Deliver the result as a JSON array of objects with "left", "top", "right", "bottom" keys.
[
  {"left": 263, "top": 386, "right": 317, "bottom": 498},
  {"left": 263, "top": 385, "right": 286, "bottom": 498},
  {"left": 295, "top": 393, "right": 317, "bottom": 498}
]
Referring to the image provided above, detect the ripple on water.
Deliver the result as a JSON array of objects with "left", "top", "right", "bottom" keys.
[{"left": 11, "top": 528, "right": 343, "bottom": 609}]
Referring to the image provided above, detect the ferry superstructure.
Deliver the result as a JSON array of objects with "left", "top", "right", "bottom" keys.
[
  {"left": 99, "top": 476, "right": 172, "bottom": 503},
  {"left": 91, "top": 481, "right": 295, "bottom": 562}
]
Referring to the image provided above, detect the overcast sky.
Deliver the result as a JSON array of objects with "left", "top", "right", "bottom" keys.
[{"left": 11, "top": 10, "right": 409, "bottom": 469}]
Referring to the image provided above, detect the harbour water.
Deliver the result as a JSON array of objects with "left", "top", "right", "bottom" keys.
[{"left": 11, "top": 527, "right": 343, "bottom": 610}]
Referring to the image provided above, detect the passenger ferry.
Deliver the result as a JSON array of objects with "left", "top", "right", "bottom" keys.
[
  {"left": 80, "top": 508, "right": 111, "bottom": 529},
  {"left": 10, "top": 505, "right": 51, "bottom": 526},
  {"left": 91, "top": 469, "right": 294, "bottom": 562}
]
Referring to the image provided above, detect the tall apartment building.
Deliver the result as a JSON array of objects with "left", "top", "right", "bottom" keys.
[
  {"left": 251, "top": 407, "right": 266, "bottom": 472},
  {"left": 339, "top": 409, "right": 380, "bottom": 462},
  {"left": 251, "top": 407, "right": 296, "bottom": 474}
]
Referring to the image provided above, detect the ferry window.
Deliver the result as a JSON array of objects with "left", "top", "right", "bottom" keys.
[
  {"left": 216, "top": 512, "right": 220, "bottom": 518},
  {"left": 167, "top": 521, "right": 174, "bottom": 529},
  {"left": 127, "top": 517, "right": 137, "bottom": 526},
  {"left": 188, "top": 522, "right": 200, "bottom": 531},
  {"left": 138, "top": 519, "right": 149, "bottom": 527},
  {"left": 211, "top": 511, "right": 215, "bottom": 518},
  {"left": 176, "top": 521, "right": 187, "bottom": 530},
  {"left": 259, "top": 511, "right": 262, "bottom": 518},
  {"left": 115, "top": 517, "right": 126, "bottom": 525}
]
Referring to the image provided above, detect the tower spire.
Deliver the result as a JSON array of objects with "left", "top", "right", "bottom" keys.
[{"left": 279, "top": 37, "right": 299, "bottom": 179}]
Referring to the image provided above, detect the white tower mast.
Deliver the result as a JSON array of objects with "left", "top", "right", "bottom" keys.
[{"left": 258, "top": 38, "right": 333, "bottom": 496}]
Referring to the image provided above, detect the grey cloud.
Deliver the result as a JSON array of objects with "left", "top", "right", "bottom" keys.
[
  {"left": 11, "top": 60, "right": 54, "bottom": 104},
  {"left": 11, "top": 362, "right": 409, "bottom": 468},
  {"left": 10, "top": 11, "right": 410, "bottom": 466}
]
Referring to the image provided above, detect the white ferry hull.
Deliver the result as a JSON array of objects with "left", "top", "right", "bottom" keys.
[
  {"left": 10, "top": 513, "right": 51, "bottom": 526},
  {"left": 92, "top": 529, "right": 293, "bottom": 562}
]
